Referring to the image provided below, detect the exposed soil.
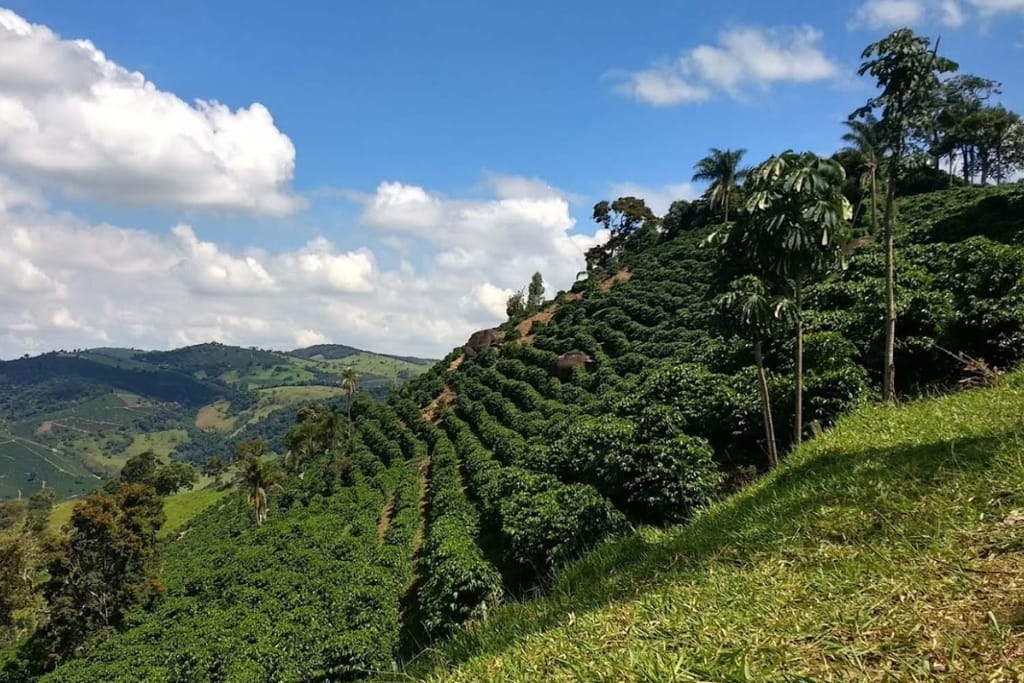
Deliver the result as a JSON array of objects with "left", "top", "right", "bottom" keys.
[
  {"left": 376, "top": 493, "right": 395, "bottom": 543},
  {"left": 421, "top": 386, "right": 457, "bottom": 424},
  {"left": 599, "top": 267, "right": 632, "bottom": 291}
]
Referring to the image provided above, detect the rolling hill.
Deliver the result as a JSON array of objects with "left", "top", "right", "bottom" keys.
[
  {"left": 0, "top": 342, "right": 434, "bottom": 500},
  {"left": 12, "top": 181, "right": 1022, "bottom": 683}
]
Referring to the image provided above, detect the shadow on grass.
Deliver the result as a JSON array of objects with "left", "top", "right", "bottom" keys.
[{"left": 407, "top": 430, "right": 1006, "bottom": 675}]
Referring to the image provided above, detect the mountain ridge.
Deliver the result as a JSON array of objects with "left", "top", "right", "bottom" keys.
[{"left": 0, "top": 341, "right": 435, "bottom": 500}]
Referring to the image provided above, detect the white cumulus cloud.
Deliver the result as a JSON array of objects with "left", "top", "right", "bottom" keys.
[
  {"left": 608, "top": 25, "right": 839, "bottom": 106},
  {"left": 0, "top": 174, "right": 607, "bottom": 360},
  {"left": 0, "top": 8, "right": 299, "bottom": 215}
]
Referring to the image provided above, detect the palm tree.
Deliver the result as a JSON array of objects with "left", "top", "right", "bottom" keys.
[
  {"left": 238, "top": 457, "right": 281, "bottom": 526},
  {"left": 717, "top": 275, "right": 789, "bottom": 468},
  {"left": 739, "top": 151, "right": 851, "bottom": 446},
  {"left": 340, "top": 368, "right": 359, "bottom": 440},
  {"left": 692, "top": 148, "right": 750, "bottom": 223},
  {"left": 841, "top": 115, "right": 885, "bottom": 237}
]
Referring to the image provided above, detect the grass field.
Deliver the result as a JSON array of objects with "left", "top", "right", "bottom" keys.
[
  {"left": 46, "top": 477, "right": 233, "bottom": 539},
  {"left": 315, "top": 351, "right": 431, "bottom": 380},
  {"left": 403, "top": 373, "right": 1024, "bottom": 682},
  {"left": 0, "top": 432, "right": 99, "bottom": 499},
  {"left": 195, "top": 400, "right": 236, "bottom": 433},
  {"left": 159, "top": 485, "right": 232, "bottom": 539}
]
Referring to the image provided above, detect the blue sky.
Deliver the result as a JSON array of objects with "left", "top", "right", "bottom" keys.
[{"left": 0, "top": 0, "right": 1022, "bottom": 358}]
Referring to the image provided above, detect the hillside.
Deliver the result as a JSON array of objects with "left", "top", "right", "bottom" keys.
[
  {"left": 407, "top": 369, "right": 1024, "bottom": 682},
  {"left": 10, "top": 181, "right": 1021, "bottom": 683},
  {"left": 0, "top": 342, "right": 433, "bottom": 500}
]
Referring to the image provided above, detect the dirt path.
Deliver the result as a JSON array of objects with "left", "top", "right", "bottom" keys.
[
  {"left": 421, "top": 386, "right": 456, "bottom": 423},
  {"left": 410, "top": 456, "right": 430, "bottom": 558},
  {"left": 376, "top": 492, "right": 395, "bottom": 543}
]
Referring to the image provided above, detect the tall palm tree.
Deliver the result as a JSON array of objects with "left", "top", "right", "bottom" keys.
[
  {"left": 739, "top": 151, "right": 851, "bottom": 446},
  {"left": 841, "top": 114, "right": 885, "bottom": 237},
  {"left": 238, "top": 457, "right": 281, "bottom": 526},
  {"left": 692, "top": 148, "right": 749, "bottom": 223},
  {"left": 340, "top": 368, "right": 359, "bottom": 440},
  {"left": 717, "top": 275, "right": 788, "bottom": 468}
]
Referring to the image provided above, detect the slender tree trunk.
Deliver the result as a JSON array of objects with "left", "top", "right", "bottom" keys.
[
  {"left": 870, "top": 165, "right": 879, "bottom": 237},
  {"left": 754, "top": 341, "right": 778, "bottom": 468},
  {"left": 793, "top": 276, "right": 804, "bottom": 446},
  {"left": 882, "top": 150, "right": 899, "bottom": 403},
  {"left": 347, "top": 395, "right": 354, "bottom": 441},
  {"left": 723, "top": 185, "right": 730, "bottom": 224}
]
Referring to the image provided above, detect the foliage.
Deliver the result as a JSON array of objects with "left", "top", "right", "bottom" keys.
[
  {"left": 548, "top": 415, "right": 719, "bottom": 523},
  {"left": 15, "top": 484, "right": 166, "bottom": 674},
  {"left": 24, "top": 488, "right": 56, "bottom": 535},
  {"left": 407, "top": 370, "right": 1024, "bottom": 682},
  {"left": 417, "top": 430, "right": 501, "bottom": 637},
  {"left": 150, "top": 462, "right": 198, "bottom": 496},
  {"left": 692, "top": 147, "right": 749, "bottom": 222}
]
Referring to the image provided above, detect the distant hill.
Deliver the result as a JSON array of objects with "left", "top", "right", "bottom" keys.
[
  {"left": 290, "top": 343, "right": 435, "bottom": 366},
  {"left": 0, "top": 342, "right": 434, "bottom": 500}
]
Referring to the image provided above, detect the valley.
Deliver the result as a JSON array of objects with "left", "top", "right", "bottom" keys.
[{"left": 0, "top": 343, "right": 433, "bottom": 500}]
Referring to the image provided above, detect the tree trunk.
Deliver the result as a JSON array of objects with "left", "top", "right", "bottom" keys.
[
  {"left": 793, "top": 276, "right": 804, "bottom": 447},
  {"left": 754, "top": 341, "right": 778, "bottom": 468},
  {"left": 723, "top": 185, "right": 730, "bottom": 224},
  {"left": 882, "top": 151, "right": 898, "bottom": 403},
  {"left": 347, "top": 397, "right": 354, "bottom": 441},
  {"left": 870, "top": 165, "right": 878, "bottom": 237}
]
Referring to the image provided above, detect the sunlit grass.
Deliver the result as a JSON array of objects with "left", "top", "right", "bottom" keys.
[{"left": 158, "top": 485, "right": 232, "bottom": 539}]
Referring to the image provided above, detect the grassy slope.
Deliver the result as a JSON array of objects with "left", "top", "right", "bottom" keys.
[
  {"left": 45, "top": 477, "right": 231, "bottom": 539},
  {"left": 158, "top": 485, "right": 231, "bottom": 539},
  {"left": 409, "top": 374, "right": 1024, "bottom": 682}
]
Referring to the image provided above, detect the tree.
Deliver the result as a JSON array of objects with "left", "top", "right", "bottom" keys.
[
  {"left": 119, "top": 451, "right": 159, "bottom": 484},
  {"left": 589, "top": 197, "right": 657, "bottom": 268},
  {"left": 527, "top": 272, "right": 545, "bottom": 311},
  {"left": 36, "top": 483, "right": 165, "bottom": 668},
  {"left": 238, "top": 457, "right": 281, "bottom": 526},
  {"left": 25, "top": 486, "right": 55, "bottom": 534},
  {"left": 0, "top": 536, "right": 33, "bottom": 645},
  {"left": 732, "top": 151, "right": 851, "bottom": 445},
  {"left": 234, "top": 438, "right": 268, "bottom": 464},
  {"left": 930, "top": 74, "right": 1001, "bottom": 178},
  {"left": 201, "top": 455, "right": 228, "bottom": 481},
  {"left": 505, "top": 290, "right": 526, "bottom": 319},
  {"left": 692, "top": 148, "right": 749, "bottom": 223},
  {"left": 341, "top": 367, "right": 359, "bottom": 441},
  {"left": 0, "top": 498, "right": 27, "bottom": 531},
  {"left": 717, "top": 276, "right": 789, "bottom": 468},
  {"left": 852, "top": 28, "right": 958, "bottom": 402},
  {"left": 840, "top": 114, "right": 886, "bottom": 237},
  {"left": 283, "top": 405, "right": 343, "bottom": 475},
  {"left": 955, "top": 106, "right": 1024, "bottom": 184},
  {"left": 150, "top": 461, "right": 198, "bottom": 496}
]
